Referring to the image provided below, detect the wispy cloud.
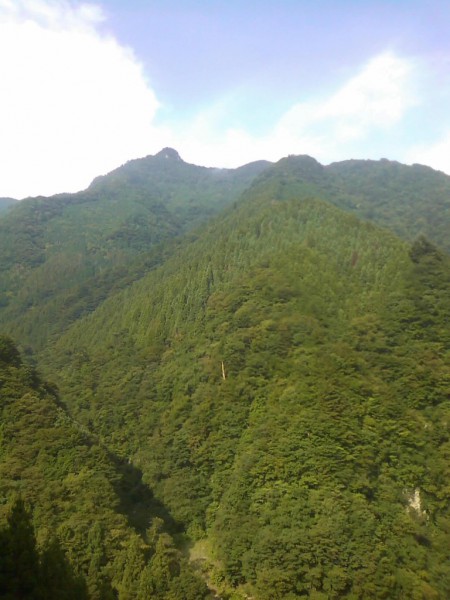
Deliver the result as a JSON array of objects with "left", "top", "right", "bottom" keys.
[
  {"left": 276, "top": 52, "right": 416, "bottom": 142},
  {"left": 0, "top": 0, "right": 104, "bottom": 29},
  {"left": 176, "top": 52, "right": 418, "bottom": 168}
]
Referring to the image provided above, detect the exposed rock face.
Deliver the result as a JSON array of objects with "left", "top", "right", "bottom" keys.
[
  {"left": 407, "top": 488, "right": 427, "bottom": 518},
  {"left": 155, "top": 147, "right": 183, "bottom": 161}
]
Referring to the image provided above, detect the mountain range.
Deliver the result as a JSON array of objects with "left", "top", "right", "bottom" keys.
[{"left": 0, "top": 149, "right": 449, "bottom": 599}]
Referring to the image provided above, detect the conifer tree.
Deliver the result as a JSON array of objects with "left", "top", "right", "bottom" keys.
[
  {"left": 39, "top": 538, "right": 88, "bottom": 600},
  {"left": 0, "top": 498, "right": 40, "bottom": 599}
]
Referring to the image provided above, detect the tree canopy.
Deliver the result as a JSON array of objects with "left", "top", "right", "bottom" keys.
[{"left": 1, "top": 151, "right": 449, "bottom": 598}]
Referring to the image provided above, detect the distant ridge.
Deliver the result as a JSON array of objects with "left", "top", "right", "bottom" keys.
[{"left": 247, "top": 154, "right": 450, "bottom": 253}]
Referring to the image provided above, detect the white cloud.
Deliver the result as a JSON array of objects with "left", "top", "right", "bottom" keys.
[
  {"left": 0, "top": 0, "right": 165, "bottom": 198},
  {"left": 405, "top": 132, "right": 450, "bottom": 174},
  {"left": 177, "top": 52, "right": 418, "bottom": 169},
  {"left": 277, "top": 53, "right": 416, "bottom": 140}
]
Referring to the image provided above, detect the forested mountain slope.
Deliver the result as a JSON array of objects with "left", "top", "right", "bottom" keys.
[
  {"left": 327, "top": 159, "right": 450, "bottom": 249},
  {"left": 1, "top": 152, "right": 450, "bottom": 354},
  {"left": 0, "top": 336, "right": 210, "bottom": 599},
  {"left": 2, "top": 151, "right": 450, "bottom": 598},
  {"left": 253, "top": 155, "right": 450, "bottom": 253},
  {"left": 0, "top": 149, "right": 268, "bottom": 348},
  {"left": 42, "top": 185, "right": 450, "bottom": 598}
]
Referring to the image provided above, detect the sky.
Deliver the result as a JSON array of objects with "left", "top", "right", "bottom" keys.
[{"left": 1, "top": 0, "right": 450, "bottom": 198}]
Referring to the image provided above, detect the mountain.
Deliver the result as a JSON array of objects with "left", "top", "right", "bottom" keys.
[
  {"left": 251, "top": 155, "right": 450, "bottom": 253},
  {"left": 41, "top": 179, "right": 450, "bottom": 598},
  {"left": 1, "top": 153, "right": 450, "bottom": 353},
  {"left": 0, "top": 149, "right": 269, "bottom": 349},
  {"left": 1, "top": 151, "right": 450, "bottom": 598}
]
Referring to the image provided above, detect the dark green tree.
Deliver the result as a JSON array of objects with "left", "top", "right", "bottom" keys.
[
  {"left": 39, "top": 538, "right": 88, "bottom": 600},
  {"left": 0, "top": 499, "right": 90, "bottom": 600},
  {"left": 0, "top": 498, "right": 40, "bottom": 599}
]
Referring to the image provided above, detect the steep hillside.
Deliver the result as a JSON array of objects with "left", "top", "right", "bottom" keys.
[
  {"left": 253, "top": 155, "right": 450, "bottom": 253},
  {"left": 327, "top": 159, "right": 450, "bottom": 248},
  {"left": 0, "top": 149, "right": 268, "bottom": 348},
  {"left": 2, "top": 153, "right": 450, "bottom": 353},
  {"left": 0, "top": 335, "right": 210, "bottom": 599},
  {"left": 2, "top": 152, "right": 450, "bottom": 597},
  {"left": 43, "top": 187, "right": 450, "bottom": 599}
]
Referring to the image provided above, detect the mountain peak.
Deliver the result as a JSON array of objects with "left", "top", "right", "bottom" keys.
[{"left": 155, "top": 147, "right": 183, "bottom": 161}]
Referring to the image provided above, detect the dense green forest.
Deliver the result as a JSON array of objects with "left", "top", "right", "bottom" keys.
[
  {"left": 0, "top": 335, "right": 210, "bottom": 599},
  {"left": 1, "top": 150, "right": 449, "bottom": 598},
  {"left": 1, "top": 151, "right": 450, "bottom": 352},
  {"left": 252, "top": 155, "right": 450, "bottom": 253},
  {"left": 0, "top": 149, "right": 268, "bottom": 350}
]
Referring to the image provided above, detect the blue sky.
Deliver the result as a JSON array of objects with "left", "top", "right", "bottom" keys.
[{"left": 1, "top": 0, "right": 450, "bottom": 197}]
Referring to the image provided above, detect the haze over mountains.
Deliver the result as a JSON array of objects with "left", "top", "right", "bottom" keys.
[
  {"left": 0, "top": 198, "right": 17, "bottom": 213},
  {"left": 1, "top": 149, "right": 449, "bottom": 599}
]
